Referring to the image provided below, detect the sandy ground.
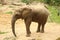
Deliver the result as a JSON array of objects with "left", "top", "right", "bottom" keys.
[{"left": 0, "top": 14, "right": 60, "bottom": 40}]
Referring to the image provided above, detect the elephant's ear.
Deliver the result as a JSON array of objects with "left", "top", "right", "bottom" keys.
[
  {"left": 21, "top": 8, "right": 32, "bottom": 18},
  {"left": 22, "top": 8, "right": 32, "bottom": 12}
]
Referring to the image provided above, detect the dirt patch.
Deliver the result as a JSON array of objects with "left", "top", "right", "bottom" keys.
[{"left": 0, "top": 14, "right": 60, "bottom": 40}]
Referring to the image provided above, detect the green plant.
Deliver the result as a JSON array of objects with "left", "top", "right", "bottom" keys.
[{"left": 5, "top": 11, "right": 12, "bottom": 14}]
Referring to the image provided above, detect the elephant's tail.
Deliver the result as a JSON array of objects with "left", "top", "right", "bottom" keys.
[{"left": 11, "top": 16, "right": 17, "bottom": 37}]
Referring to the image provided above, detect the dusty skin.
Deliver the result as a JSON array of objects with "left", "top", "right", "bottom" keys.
[{"left": 0, "top": 14, "right": 60, "bottom": 40}]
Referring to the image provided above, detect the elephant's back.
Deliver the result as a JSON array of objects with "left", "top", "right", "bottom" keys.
[{"left": 28, "top": 4, "right": 50, "bottom": 16}]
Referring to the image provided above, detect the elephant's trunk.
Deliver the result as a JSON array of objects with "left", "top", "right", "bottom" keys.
[{"left": 11, "top": 15, "right": 17, "bottom": 37}]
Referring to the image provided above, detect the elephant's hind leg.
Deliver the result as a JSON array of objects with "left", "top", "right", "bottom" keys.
[
  {"left": 36, "top": 23, "right": 41, "bottom": 33},
  {"left": 41, "top": 24, "right": 45, "bottom": 33}
]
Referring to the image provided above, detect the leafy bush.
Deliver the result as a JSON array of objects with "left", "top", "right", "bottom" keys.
[
  {"left": 21, "top": 0, "right": 60, "bottom": 6},
  {"left": 21, "top": 0, "right": 43, "bottom": 4},
  {"left": 48, "top": 5, "right": 60, "bottom": 23}
]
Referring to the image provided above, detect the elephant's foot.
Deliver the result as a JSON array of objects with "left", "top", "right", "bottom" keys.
[
  {"left": 36, "top": 30, "right": 40, "bottom": 33},
  {"left": 26, "top": 34, "right": 31, "bottom": 37},
  {"left": 28, "top": 31, "right": 31, "bottom": 34},
  {"left": 40, "top": 30, "right": 44, "bottom": 33},
  {"left": 26, "top": 31, "right": 31, "bottom": 37}
]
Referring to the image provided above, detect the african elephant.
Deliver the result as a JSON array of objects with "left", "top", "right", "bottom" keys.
[{"left": 11, "top": 6, "right": 50, "bottom": 37}]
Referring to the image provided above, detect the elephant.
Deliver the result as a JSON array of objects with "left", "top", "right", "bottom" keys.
[{"left": 11, "top": 6, "right": 50, "bottom": 37}]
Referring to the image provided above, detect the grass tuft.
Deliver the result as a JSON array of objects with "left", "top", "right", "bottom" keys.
[
  {"left": 5, "top": 11, "right": 13, "bottom": 14},
  {"left": 0, "top": 31, "right": 8, "bottom": 34}
]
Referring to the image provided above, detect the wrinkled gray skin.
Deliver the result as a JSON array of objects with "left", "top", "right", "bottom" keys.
[{"left": 11, "top": 7, "right": 49, "bottom": 37}]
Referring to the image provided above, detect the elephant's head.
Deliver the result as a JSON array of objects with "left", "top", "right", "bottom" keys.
[{"left": 11, "top": 7, "right": 32, "bottom": 37}]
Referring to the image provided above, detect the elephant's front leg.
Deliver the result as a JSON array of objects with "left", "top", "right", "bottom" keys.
[{"left": 24, "top": 18, "right": 32, "bottom": 37}]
